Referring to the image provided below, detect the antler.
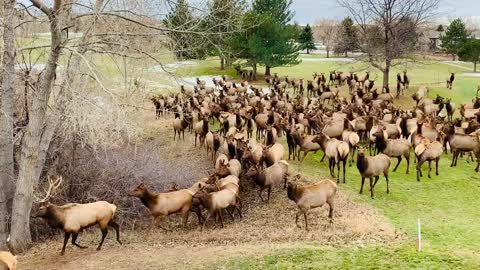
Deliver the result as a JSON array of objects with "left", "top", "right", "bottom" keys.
[{"left": 35, "top": 175, "right": 63, "bottom": 203}]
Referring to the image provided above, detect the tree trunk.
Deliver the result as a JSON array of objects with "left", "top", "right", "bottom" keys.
[
  {"left": 326, "top": 47, "right": 330, "bottom": 58},
  {"left": 253, "top": 62, "right": 257, "bottom": 81},
  {"left": 383, "top": 60, "right": 391, "bottom": 89},
  {"left": 0, "top": 0, "right": 16, "bottom": 250},
  {"left": 10, "top": 1, "right": 64, "bottom": 252},
  {"left": 345, "top": 51, "right": 348, "bottom": 57},
  {"left": 265, "top": 65, "right": 271, "bottom": 76},
  {"left": 220, "top": 57, "right": 225, "bottom": 70},
  {"left": 307, "top": 48, "right": 310, "bottom": 54},
  {"left": 474, "top": 61, "right": 477, "bottom": 73}
]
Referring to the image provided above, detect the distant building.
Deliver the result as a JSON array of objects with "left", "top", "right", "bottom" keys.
[{"left": 426, "top": 24, "right": 445, "bottom": 52}]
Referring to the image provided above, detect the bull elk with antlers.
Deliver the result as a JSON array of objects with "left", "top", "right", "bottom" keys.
[{"left": 32, "top": 176, "right": 122, "bottom": 255}]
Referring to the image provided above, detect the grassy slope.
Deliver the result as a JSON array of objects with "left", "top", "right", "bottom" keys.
[{"left": 189, "top": 56, "right": 480, "bottom": 268}]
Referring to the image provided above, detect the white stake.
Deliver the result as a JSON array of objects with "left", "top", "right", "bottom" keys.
[{"left": 417, "top": 218, "right": 422, "bottom": 252}]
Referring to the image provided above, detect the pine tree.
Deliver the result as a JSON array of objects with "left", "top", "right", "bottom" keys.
[
  {"left": 458, "top": 38, "right": 480, "bottom": 72},
  {"left": 164, "top": 0, "right": 207, "bottom": 59},
  {"left": 299, "top": 24, "right": 316, "bottom": 54},
  {"left": 334, "top": 17, "right": 358, "bottom": 57},
  {"left": 230, "top": 0, "right": 300, "bottom": 78},
  {"left": 441, "top": 19, "right": 470, "bottom": 60}
]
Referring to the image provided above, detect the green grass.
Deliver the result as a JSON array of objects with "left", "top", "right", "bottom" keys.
[{"left": 222, "top": 244, "right": 480, "bottom": 269}]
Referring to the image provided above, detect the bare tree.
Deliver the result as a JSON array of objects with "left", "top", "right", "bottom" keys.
[
  {"left": 314, "top": 19, "right": 338, "bottom": 58},
  {"left": 338, "top": 0, "right": 440, "bottom": 88},
  {"left": 0, "top": 0, "right": 16, "bottom": 250}
]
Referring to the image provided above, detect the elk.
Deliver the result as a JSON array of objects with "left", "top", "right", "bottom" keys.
[
  {"left": 445, "top": 98, "right": 456, "bottom": 122},
  {"left": 415, "top": 136, "right": 443, "bottom": 181},
  {"left": 287, "top": 176, "right": 337, "bottom": 230},
  {"left": 356, "top": 148, "right": 391, "bottom": 198},
  {"left": 403, "top": 71, "right": 410, "bottom": 89},
  {"left": 263, "top": 143, "right": 285, "bottom": 167},
  {"left": 128, "top": 180, "right": 207, "bottom": 230},
  {"left": 194, "top": 115, "right": 209, "bottom": 147},
  {"left": 173, "top": 112, "right": 190, "bottom": 141},
  {"left": 199, "top": 182, "right": 241, "bottom": 230},
  {"left": 373, "top": 130, "right": 411, "bottom": 174},
  {"left": 32, "top": 175, "right": 121, "bottom": 256},
  {"left": 245, "top": 160, "right": 289, "bottom": 202},
  {"left": 445, "top": 124, "right": 480, "bottom": 170},
  {"left": 446, "top": 73, "right": 455, "bottom": 89},
  {"left": 0, "top": 251, "right": 16, "bottom": 270},
  {"left": 312, "top": 133, "right": 349, "bottom": 183}
]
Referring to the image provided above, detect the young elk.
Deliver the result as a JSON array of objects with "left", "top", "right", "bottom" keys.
[
  {"left": 312, "top": 133, "right": 349, "bottom": 183},
  {"left": 446, "top": 73, "right": 455, "bottom": 89},
  {"left": 356, "top": 148, "right": 391, "bottom": 198},
  {"left": 200, "top": 180, "right": 241, "bottom": 230},
  {"left": 173, "top": 112, "right": 190, "bottom": 141},
  {"left": 445, "top": 124, "right": 480, "bottom": 171},
  {"left": 128, "top": 180, "right": 206, "bottom": 230},
  {"left": 31, "top": 176, "right": 122, "bottom": 255},
  {"left": 287, "top": 176, "right": 337, "bottom": 230},
  {"left": 415, "top": 136, "right": 444, "bottom": 181},
  {"left": 194, "top": 115, "right": 209, "bottom": 147},
  {"left": 246, "top": 160, "right": 289, "bottom": 202},
  {"left": 373, "top": 130, "right": 411, "bottom": 174}
]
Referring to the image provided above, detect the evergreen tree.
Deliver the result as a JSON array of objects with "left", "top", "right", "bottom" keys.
[
  {"left": 164, "top": 0, "right": 207, "bottom": 59},
  {"left": 334, "top": 17, "right": 358, "bottom": 57},
  {"left": 458, "top": 38, "right": 480, "bottom": 72},
  {"left": 230, "top": 0, "right": 300, "bottom": 78},
  {"left": 299, "top": 24, "right": 316, "bottom": 54},
  {"left": 441, "top": 19, "right": 470, "bottom": 60}
]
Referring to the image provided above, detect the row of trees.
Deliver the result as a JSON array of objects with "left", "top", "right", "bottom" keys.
[
  {"left": 314, "top": 17, "right": 359, "bottom": 58},
  {"left": 441, "top": 18, "right": 480, "bottom": 72}
]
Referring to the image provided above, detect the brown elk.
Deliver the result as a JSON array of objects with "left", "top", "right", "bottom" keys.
[
  {"left": 373, "top": 130, "right": 411, "bottom": 174},
  {"left": 173, "top": 112, "right": 190, "bottom": 141},
  {"left": 0, "top": 251, "right": 16, "bottom": 270},
  {"left": 128, "top": 180, "right": 207, "bottom": 230},
  {"left": 446, "top": 73, "right": 455, "bottom": 89},
  {"left": 287, "top": 176, "right": 337, "bottom": 230},
  {"left": 245, "top": 160, "right": 289, "bottom": 202},
  {"left": 357, "top": 148, "right": 391, "bottom": 198}
]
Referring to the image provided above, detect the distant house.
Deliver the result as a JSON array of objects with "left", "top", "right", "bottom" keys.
[{"left": 426, "top": 24, "right": 445, "bottom": 51}]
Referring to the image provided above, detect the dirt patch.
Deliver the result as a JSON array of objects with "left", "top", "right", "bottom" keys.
[{"left": 19, "top": 104, "right": 401, "bottom": 270}]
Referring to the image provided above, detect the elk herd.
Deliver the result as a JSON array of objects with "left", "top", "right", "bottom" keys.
[{"left": 4, "top": 70, "right": 478, "bottom": 267}]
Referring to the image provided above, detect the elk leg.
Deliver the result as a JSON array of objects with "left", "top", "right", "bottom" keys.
[
  {"left": 436, "top": 158, "right": 440, "bottom": 175},
  {"left": 369, "top": 177, "right": 374, "bottom": 198},
  {"left": 327, "top": 200, "right": 334, "bottom": 223},
  {"left": 320, "top": 152, "right": 325, "bottom": 162},
  {"left": 218, "top": 210, "right": 225, "bottom": 228},
  {"left": 96, "top": 227, "right": 108, "bottom": 251},
  {"left": 71, "top": 233, "right": 87, "bottom": 249},
  {"left": 405, "top": 153, "right": 410, "bottom": 174},
  {"left": 267, "top": 186, "right": 272, "bottom": 202},
  {"left": 336, "top": 160, "right": 341, "bottom": 182},
  {"left": 450, "top": 150, "right": 456, "bottom": 167},
  {"left": 385, "top": 174, "right": 390, "bottom": 193},
  {"left": 393, "top": 156, "right": 402, "bottom": 172},
  {"left": 201, "top": 211, "right": 212, "bottom": 231},
  {"left": 258, "top": 188, "right": 265, "bottom": 202},
  {"left": 155, "top": 216, "right": 172, "bottom": 231},
  {"left": 173, "top": 129, "right": 176, "bottom": 141},
  {"left": 360, "top": 177, "right": 365, "bottom": 194},
  {"left": 295, "top": 211, "right": 301, "bottom": 228},
  {"left": 182, "top": 205, "right": 191, "bottom": 227},
  {"left": 304, "top": 212, "right": 309, "bottom": 231},
  {"left": 373, "top": 176, "right": 380, "bottom": 187},
  {"left": 428, "top": 160, "right": 432, "bottom": 178},
  {"left": 61, "top": 232, "right": 71, "bottom": 255},
  {"left": 343, "top": 159, "right": 347, "bottom": 183},
  {"left": 108, "top": 221, "right": 122, "bottom": 244}
]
